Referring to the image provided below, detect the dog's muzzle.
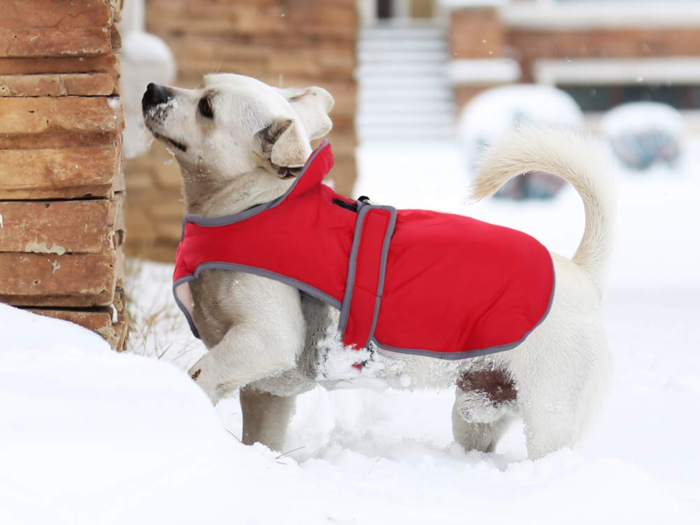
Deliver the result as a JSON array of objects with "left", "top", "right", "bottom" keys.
[{"left": 142, "top": 83, "right": 173, "bottom": 112}]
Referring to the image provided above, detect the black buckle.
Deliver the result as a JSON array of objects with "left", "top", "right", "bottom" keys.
[{"left": 332, "top": 198, "right": 358, "bottom": 212}]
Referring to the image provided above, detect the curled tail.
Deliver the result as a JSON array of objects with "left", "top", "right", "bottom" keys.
[{"left": 472, "top": 125, "right": 616, "bottom": 288}]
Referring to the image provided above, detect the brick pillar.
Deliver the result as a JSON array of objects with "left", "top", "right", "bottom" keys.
[
  {"left": 0, "top": 0, "right": 128, "bottom": 350},
  {"left": 448, "top": 5, "right": 516, "bottom": 110},
  {"left": 124, "top": 0, "right": 359, "bottom": 262}
]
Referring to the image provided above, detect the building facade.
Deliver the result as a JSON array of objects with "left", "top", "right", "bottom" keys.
[
  {"left": 447, "top": 1, "right": 700, "bottom": 114},
  {"left": 359, "top": 1, "right": 700, "bottom": 114}
]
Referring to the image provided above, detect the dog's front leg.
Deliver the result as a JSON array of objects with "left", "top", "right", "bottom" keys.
[
  {"left": 188, "top": 291, "right": 305, "bottom": 403},
  {"left": 240, "top": 387, "right": 296, "bottom": 451}
]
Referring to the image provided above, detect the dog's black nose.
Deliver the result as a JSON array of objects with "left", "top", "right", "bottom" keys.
[{"left": 142, "top": 83, "right": 172, "bottom": 112}]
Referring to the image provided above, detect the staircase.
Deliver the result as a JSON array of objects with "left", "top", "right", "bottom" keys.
[{"left": 357, "top": 23, "right": 456, "bottom": 143}]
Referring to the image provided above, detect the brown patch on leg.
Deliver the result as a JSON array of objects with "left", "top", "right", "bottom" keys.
[
  {"left": 457, "top": 369, "right": 517, "bottom": 404},
  {"left": 191, "top": 368, "right": 201, "bottom": 382}
]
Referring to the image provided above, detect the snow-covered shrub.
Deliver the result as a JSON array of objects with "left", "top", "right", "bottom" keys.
[
  {"left": 119, "top": 0, "right": 177, "bottom": 158},
  {"left": 601, "top": 102, "right": 685, "bottom": 173},
  {"left": 458, "top": 85, "right": 584, "bottom": 200}
]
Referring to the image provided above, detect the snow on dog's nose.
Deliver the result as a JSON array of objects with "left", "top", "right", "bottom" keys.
[{"left": 142, "top": 82, "right": 173, "bottom": 112}]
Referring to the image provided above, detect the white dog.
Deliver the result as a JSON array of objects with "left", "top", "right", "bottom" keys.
[{"left": 142, "top": 73, "right": 614, "bottom": 459}]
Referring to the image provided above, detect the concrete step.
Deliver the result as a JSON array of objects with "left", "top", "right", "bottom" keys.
[
  {"left": 358, "top": 39, "right": 449, "bottom": 53},
  {"left": 357, "top": 113, "right": 454, "bottom": 127},
  {"left": 359, "top": 128, "right": 455, "bottom": 141},
  {"left": 357, "top": 99, "right": 454, "bottom": 115},
  {"left": 360, "top": 26, "right": 445, "bottom": 41},
  {"left": 359, "top": 88, "right": 454, "bottom": 102},
  {"left": 359, "top": 76, "right": 451, "bottom": 89},
  {"left": 357, "top": 62, "right": 448, "bottom": 77},
  {"left": 357, "top": 23, "right": 454, "bottom": 144},
  {"left": 358, "top": 49, "right": 448, "bottom": 63}
]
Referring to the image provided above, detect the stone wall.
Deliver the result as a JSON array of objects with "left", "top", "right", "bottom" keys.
[
  {"left": 125, "top": 0, "right": 358, "bottom": 261},
  {"left": 0, "top": 0, "right": 127, "bottom": 350}
]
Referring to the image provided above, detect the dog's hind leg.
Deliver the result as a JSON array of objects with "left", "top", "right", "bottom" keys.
[
  {"left": 240, "top": 387, "right": 296, "bottom": 451},
  {"left": 511, "top": 310, "right": 611, "bottom": 459},
  {"left": 452, "top": 368, "right": 518, "bottom": 453}
]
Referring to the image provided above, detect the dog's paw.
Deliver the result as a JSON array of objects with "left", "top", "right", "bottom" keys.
[{"left": 455, "top": 389, "right": 517, "bottom": 424}]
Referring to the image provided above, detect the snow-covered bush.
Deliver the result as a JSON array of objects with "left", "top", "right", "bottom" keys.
[
  {"left": 458, "top": 85, "right": 584, "bottom": 200},
  {"left": 119, "top": 0, "right": 177, "bottom": 158},
  {"left": 601, "top": 102, "right": 685, "bottom": 173}
]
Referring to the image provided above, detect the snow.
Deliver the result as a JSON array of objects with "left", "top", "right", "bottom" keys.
[
  {"left": 458, "top": 85, "right": 584, "bottom": 168},
  {"left": 600, "top": 102, "right": 686, "bottom": 172},
  {"left": 449, "top": 59, "right": 521, "bottom": 85},
  {"left": 119, "top": 29, "right": 176, "bottom": 159},
  {"left": 601, "top": 102, "right": 685, "bottom": 137},
  {"left": 534, "top": 58, "right": 700, "bottom": 86},
  {"left": 440, "top": 0, "right": 507, "bottom": 8},
  {"left": 2, "top": 136, "right": 700, "bottom": 523},
  {"left": 501, "top": 2, "right": 700, "bottom": 30},
  {"left": 123, "top": 32, "right": 175, "bottom": 66}
]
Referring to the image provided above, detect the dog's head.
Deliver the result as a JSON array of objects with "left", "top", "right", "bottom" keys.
[{"left": 141, "top": 73, "right": 334, "bottom": 181}]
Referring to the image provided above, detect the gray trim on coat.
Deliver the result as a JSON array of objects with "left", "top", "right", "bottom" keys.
[
  {"left": 173, "top": 276, "right": 201, "bottom": 339},
  {"left": 367, "top": 206, "right": 398, "bottom": 347},
  {"left": 369, "top": 255, "right": 557, "bottom": 360},
  {"left": 337, "top": 204, "right": 397, "bottom": 349},
  {"left": 337, "top": 204, "right": 369, "bottom": 336},
  {"left": 181, "top": 140, "right": 330, "bottom": 233},
  {"left": 173, "top": 260, "right": 342, "bottom": 340}
]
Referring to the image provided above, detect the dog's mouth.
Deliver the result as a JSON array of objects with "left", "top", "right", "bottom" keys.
[
  {"left": 152, "top": 131, "right": 188, "bottom": 153},
  {"left": 276, "top": 167, "right": 301, "bottom": 180}
]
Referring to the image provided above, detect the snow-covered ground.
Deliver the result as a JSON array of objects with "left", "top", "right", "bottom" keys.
[{"left": 2, "top": 139, "right": 699, "bottom": 524}]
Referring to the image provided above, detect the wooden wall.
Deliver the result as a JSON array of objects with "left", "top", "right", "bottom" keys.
[{"left": 0, "top": 0, "right": 128, "bottom": 349}]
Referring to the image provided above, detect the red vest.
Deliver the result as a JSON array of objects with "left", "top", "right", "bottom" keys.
[{"left": 173, "top": 141, "right": 555, "bottom": 360}]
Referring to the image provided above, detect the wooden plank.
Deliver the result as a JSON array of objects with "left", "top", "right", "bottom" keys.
[
  {"left": 0, "top": 132, "right": 119, "bottom": 151},
  {"left": 0, "top": 97, "right": 122, "bottom": 136},
  {"left": 0, "top": 74, "right": 62, "bottom": 97},
  {"left": 0, "top": 146, "right": 119, "bottom": 200},
  {"left": 0, "top": 199, "right": 119, "bottom": 254},
  {"left": 0, "top": 27, "right": 111, "bottom": 58},
  {"left": 27, "top": 307, "right": 128, "bottom": 351},
  {"left": 0, "top": 55, "right": 119, "bottom": 75},
  {"left": 0, "top": 73, "right": 118, "bottom": 97},
  {"left": 0, "top": 252, "right": 116, "bottom": 307},
  {"left": 0, "top": 0, "right": 111, "bottom": 29},
  {"left": 62, "top": 72, "right": 118, "bottom": 96}
]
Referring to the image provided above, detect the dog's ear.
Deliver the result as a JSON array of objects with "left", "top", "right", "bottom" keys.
[
  {"left": 277, "top": 86, "right": 334, "bottom": 140},
  {"left": 257, "top": 117, "right": 312, "bottom": 169}
]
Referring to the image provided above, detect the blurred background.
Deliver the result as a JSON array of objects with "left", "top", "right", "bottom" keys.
[{"left": 120, "top": 0, "right": 700, "bottom": 259}]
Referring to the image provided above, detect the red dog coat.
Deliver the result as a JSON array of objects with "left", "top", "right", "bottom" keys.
[{"left": 173, "top": 141, "right": 555, "bottom": 360}]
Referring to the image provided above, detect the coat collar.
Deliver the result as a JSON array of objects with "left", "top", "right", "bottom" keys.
[
  {"left": 182, "top": 140, "right": 333, "bottom": 228},
  {"left": 287, "top": 139, "right": 334, "bottom": 199}
]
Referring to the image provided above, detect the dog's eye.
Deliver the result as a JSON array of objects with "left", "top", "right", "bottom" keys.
[{"left": 198, "top": 97, "right": 214, "bottom": 119}]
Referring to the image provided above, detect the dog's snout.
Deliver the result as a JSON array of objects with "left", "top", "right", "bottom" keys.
[{"left": 142, "top": 83, "right": 172, "bottom": 112}]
